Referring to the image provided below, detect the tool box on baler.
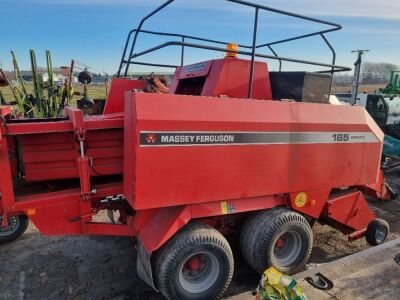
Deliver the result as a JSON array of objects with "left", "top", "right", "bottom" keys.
[{"left": 269, "top": 71, "right": 332, "bottom": 103}]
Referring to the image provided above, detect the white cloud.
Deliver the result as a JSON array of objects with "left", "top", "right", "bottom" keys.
[
  {"left": 8, "top": 0, "right": 400, "bottom": 21},
  {"left": 346, "top": 25, "right": 400, "bottom": 36},
  {"left": 279, "top": 0, "right": 400, "bottom": 20}
]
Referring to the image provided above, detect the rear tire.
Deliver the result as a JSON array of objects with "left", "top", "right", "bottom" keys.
[
  {"left": 0, "top": 215, "right": 29, "bottom": 244},
  {"left": 240, "top": 207, "right": 313, "bottom": 275},
  {"left": 365, "top": 218, "right": 389, "bottom": 246},
  {"left": 154, "top": 222, "right": 234, "bottom": 300}
]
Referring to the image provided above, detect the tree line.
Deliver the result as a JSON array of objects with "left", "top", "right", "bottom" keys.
[{"left": 333, "top": 62, "right": 399, "bottom": 86}]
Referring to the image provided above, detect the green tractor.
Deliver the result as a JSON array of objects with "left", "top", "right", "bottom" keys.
[{"left": 379, "top": 71, "right": 400, "bottom": 95}]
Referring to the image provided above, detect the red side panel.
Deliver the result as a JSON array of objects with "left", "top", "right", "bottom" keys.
[
  {"left": 359, "top": 170, "right": 392, "bottom": 201},
  {"left": 203, "top": 58, "right": 272, "bottom": 100},
  {"left": 7, "top": 137, "right": 18, "bottom": 178},
  {"left": 322, "top": 190, "right": 375, "bottom": 231},
  {"left": 20, "top": 183, "right": 124, "bottom": 235},
  {"left": 19, "top": 129, "right": 124, "bottom": 182},
  {"left": 103, "top": 78, "right": 146, "bottom": 114},
  {"left": 124, "top": 93, "right": 383, "bottom": 211},
  {"left": 169, "top": 58, "right": 273, "bottom": 100},
  {"left": 20, "top": 132, "right": 78, "bottom": 180},
  {"left": 28, "top": 198, "right": 82, "bottom": 235}
]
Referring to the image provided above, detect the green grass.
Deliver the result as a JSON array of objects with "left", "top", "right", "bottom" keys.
[{"left": 0, "top": 84, "right": 108, "bottom": 107}]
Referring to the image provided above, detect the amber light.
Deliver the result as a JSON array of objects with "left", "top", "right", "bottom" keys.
[{"left": 226, "top": 43, "right": 238, "bottom": 58}]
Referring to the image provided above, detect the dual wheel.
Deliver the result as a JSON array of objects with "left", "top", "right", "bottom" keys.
[{"left": 154, "top": 207, "right": 313, "bottom": 300}]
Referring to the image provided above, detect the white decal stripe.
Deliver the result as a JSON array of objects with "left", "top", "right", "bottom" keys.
[{"left": 139, "top": 131, "right": 379, "bottom": 147}]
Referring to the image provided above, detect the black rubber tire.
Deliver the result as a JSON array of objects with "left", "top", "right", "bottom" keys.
[
  {"left": 240, "top": 207, "right": 313, "bottom": 275},
  {"left": 365, "top": 218, "right": 389, "bottom": 246},
  {"left": 78, "top": 70, "right": 92, "bottom": 84},
  {"left": 385, "top": 183, "right": 398, "bottom": 200},
  {"left": 0, "top": 215, "right": 29, "bottom": 244},
  {"left": 154, "top": 222, "right": 234, "bottom": 300}
]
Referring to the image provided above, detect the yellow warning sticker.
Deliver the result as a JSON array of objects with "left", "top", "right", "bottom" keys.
[
  {"left": 221, "top": 201, "right": 228, "bottom": 214},
  {"left": 294, "top": 192, "right": 308, "bottom": 208}
]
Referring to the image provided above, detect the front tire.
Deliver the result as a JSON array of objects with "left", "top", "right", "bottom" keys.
[
  {"left": 240, "top": 207, "right": 313, "bottom": 275},
  {"left": 154, "top": 222, "right": 234, "bottom": 300},
  {"left": 365, "top": 218, "right": 389, "bottom": 246},
  {"left": 0, "top": 215, "right": 29, "bottom": 244}
]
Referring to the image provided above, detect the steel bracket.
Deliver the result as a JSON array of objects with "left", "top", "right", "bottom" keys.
[{"left": 1, "top": 211, "right": 8, "bottom": 227}]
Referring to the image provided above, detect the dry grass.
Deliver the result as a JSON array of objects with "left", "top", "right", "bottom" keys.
[
  {"left": 1, "top": 83, "right": 387, "bottom": 108},
  {"left": 331, "top": 84, "right": 385, "bottom": 94},
  {"left": 0, "top": 84, "right": 108, "bottom": 106}
]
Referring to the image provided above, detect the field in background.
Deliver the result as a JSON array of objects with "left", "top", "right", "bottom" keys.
[
  {"left": 0, "top": 83, "right": 387, "bottom": 109},
  {"left": 0, "top": 84, "right": 108, "bottom": 106},
  {"left": 331, "top": 84, "right": 385, "bottom": 94}
]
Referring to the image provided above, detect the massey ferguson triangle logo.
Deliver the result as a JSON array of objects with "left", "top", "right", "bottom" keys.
[{"left": 145, "top": 133, "right": 157, "bottom": 143}]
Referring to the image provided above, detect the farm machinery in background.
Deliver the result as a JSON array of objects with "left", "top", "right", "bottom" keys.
[
  {"left": 378, "top": 70, "right": 400, "bottom": 153},
  {"left": 1, "top": 50, "right": 74, "bottom": 118},
  {"left": 0, "top": 51, "right": 98, "bottom": 118},
  {"left": 380, "top": 70, "right": 400, "bottom": 95},
  {"left": 334, "top": 53, "right": 400, "bottom": 161},
  {"left": 333, "top": 91, "right": 400, "bottom": 175},
  {"left": 0, "top": 1, "right": 396, "bottom": 299},
  {"left": 378, "top": 78, "right": 400, "bottom": 174}
]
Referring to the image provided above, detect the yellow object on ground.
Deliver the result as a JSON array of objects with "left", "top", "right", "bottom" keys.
[{"left": 256, "top": 267, "right": 307, "bottom": 300}]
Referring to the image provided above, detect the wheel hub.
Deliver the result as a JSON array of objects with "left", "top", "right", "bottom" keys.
[
  {"left": 0, "top": 216, "right": 20, "bottom": 236},
  {"left": 185, "top": 255, "right": 202, "bottom": 271},
  {"left": 273, "top": 231, "right": 303, "bottom": 267},
  {"left": 375, "top": 225, "right": 387, "bottom": 243},
  {"left": 275, "top": 237, "right": 286, "bottom": 249},
  {"left": 179, "top": 252, "right": 220, "bottom": 294}
]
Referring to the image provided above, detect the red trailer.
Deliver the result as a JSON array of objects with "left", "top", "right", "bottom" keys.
[{"left": 0, "top": 1, "right": 393, "bottom": 299}]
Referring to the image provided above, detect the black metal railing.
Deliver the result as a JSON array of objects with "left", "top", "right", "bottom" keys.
[{"left": 116, "top": 0, "right": 351, "bottom": 98}]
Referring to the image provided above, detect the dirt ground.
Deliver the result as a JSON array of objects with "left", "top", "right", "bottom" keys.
[
  {"left": 1, "top": 189, "right": 399, "bottom": 300},
  {"left": 331, "top": 84, "right": 385, "bottom": 94}
]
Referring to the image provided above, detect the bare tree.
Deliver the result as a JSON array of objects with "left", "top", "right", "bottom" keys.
[
  {"left": 332, "top": 72, "right": 353, "bottom": 86},
  {"left": 361, "top": 62, "right": 399, "bottom": 84}
]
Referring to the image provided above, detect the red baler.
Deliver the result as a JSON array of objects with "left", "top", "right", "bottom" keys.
[{"left": 0, "top": 1, "right": 393, "bottom": 299}]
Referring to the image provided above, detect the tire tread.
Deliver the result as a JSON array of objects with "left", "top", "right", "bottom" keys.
[
  {"left": 154, "top": 222, "right": 234, "bottom": 300},
  {"left": 240, "top": 207, "right": 312, "bottom": 274},
  {"left": 0, "top": 215, "right": 29, "bottom": 244}
]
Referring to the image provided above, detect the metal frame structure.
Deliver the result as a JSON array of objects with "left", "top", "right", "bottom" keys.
[{"left": 117, "top": 0, "right": 350, "bottom": 97}]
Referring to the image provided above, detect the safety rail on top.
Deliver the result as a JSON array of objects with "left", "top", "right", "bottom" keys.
[{"left": 117, "top": 0, "right": 351, "bottom": 98}]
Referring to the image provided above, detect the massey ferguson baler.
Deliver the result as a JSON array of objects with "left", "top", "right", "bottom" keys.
[{"left": 0, "top": 1, "right": 394, "bottom": 299}]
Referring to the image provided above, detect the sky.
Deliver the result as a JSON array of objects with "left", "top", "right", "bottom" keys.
[{"left": 0, "top": 0, "right": 399, "bottom": 74}]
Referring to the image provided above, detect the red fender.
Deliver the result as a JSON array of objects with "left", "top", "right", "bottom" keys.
[
  {"left": 138, "top": 205, "right": 191, "bottom": 252},
  {"left": 137, "top": 194, "right": 285, "bottom": 252}
]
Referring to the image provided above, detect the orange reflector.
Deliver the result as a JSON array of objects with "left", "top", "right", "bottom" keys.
[
  {"left": 226, "top": 43, "right": 238, "bottom": 58},
  {"left": 27, "top": 208, "right": 36, "bottom": 216}
]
